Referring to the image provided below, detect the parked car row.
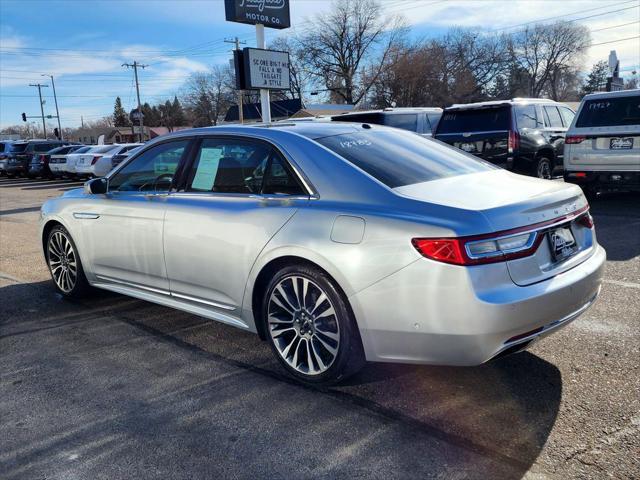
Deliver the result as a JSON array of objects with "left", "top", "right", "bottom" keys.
[
  {"left": 0, "top": 140, "right": 143, "bottom": 179},
  {"left": 331, "top": 90, "right": 639, "bottom": 195}
]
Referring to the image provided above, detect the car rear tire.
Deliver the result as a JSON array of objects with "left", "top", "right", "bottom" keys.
[
  {"left": 263, "top": 264, "right": 365, "bottom": 385},
  {"left": 534, "top": 156, "right": 553, "bottom": 180},
  {"left": 46, "top": 225, "right": 92, "bottom": 298}
]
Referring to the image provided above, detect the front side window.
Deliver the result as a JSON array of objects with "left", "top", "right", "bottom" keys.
[
  {"left": 316, "top": 129, "right": 495, "bottom": 188},
  {"left": 384, "top": 114, "right": 418, "bottom": 132},
  {"left": 109, "top": 140, "right": 189, "bottom": 192},
  {"left": 187, "top": 138, "right": 304, "bottom": 195}
]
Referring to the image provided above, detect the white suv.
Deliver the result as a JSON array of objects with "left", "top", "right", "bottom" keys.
[{"left": 564, "top": 89, "right": 640, "bottom": 195}]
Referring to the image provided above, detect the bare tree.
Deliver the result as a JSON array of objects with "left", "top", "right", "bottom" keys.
[
  {"left": 298, "top": 0, "right": 406, "bottom": 105},
  {"left": 269, "top": 37, "right": 311, "bottom": 102},
  {"left": 510, "top": 22, "right": 590, "bottom": 98},
  {"left": 182, "top": 65, "right": 235, "bottom": 126}
]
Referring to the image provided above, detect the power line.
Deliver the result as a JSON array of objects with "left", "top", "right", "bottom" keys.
[
  {"left": 490, "top": 0, "right": 639, "bottom": 32},
  {"left": 591, "top": 20, "right": 640, "bottom": 32},
  {"left": 589, "top": 35, "right": 640, "bottom": 47}
]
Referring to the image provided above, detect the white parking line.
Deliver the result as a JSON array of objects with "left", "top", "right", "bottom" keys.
[{"left": 603, "top": 279, "right": 640, "bottom": 290}]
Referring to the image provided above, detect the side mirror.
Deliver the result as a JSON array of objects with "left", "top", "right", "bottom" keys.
[{"left": 84, "top": 177, "right": 108, "bottom": 195}]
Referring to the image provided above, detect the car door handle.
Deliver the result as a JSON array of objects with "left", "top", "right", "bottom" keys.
[{"left": 73, "top": 212, "right": 100, "bottom": 219}]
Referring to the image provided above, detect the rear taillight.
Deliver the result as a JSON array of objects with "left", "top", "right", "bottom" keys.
[
  {"left": 576, "top": 212, "right": 594, "bottom": 229},
  {"left": 566, "top": 135, "right": 586, "bottom": 144},
  {"left": 91, "top": 155, "right": 101, "bottom": 165},
  {"left": 413, "top": 206, "right": 590, "bottom": 266},
  {"left": 413, "top": 231, "right": 539, "bottom": 266},
  {"left": 508, "top": 130, "right": 519, "bottom": 154},
  {"left": 39, "top": 154, "right": 46, "bottom": 164}
]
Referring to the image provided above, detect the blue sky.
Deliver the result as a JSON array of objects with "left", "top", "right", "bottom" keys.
[{"left": 1, "top": 0, "right": 638, "bottom": 129}]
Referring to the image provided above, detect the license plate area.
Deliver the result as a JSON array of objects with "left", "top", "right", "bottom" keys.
[
  {"left": 610, "top": 137, "right": 633, "bottom": 150},
  {"left": 547, "top": 226, "right": 577, "bottom": 262}
]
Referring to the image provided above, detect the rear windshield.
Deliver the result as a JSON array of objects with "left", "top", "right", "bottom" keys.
[
  {"left": 316, "top": 129, "right": 495, "bottom": 188},
  {"left": 576, "top": 96, "right": 640, "bottom": 127},
  {"left": 9, "top": 143, "right": 28, "bottom": 153},
  {"left": 332, "top": 112, "right": 383, "bottom": 124},
  {"left": 383, "top": 114, "right": 418, "bottom": 132},
  {"left": 73, "top": 146, "right": 92, "bottom": 154},
  {"left": 437, "top": 107, "right": 510, "bottom": 134}
]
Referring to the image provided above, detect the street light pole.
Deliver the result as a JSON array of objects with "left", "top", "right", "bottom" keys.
[
  {"left": 29, "top": 83, "right": 48, "bottom": 138},
  {"left": 43, "top": 74, "right": 63, "bottom": 140}
]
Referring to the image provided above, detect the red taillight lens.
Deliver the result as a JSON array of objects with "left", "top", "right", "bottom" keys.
[
  {"left": 39, "top": 154, "right": 46, "bottom": 164},
  {"left": 576, "top": 212, "right": 594, "bottom": 229},
  {"left": 91, "top": 155, "right": 101, "bottom": 165},
  {"left": 566, "top": 135, "right": 586, "bottom": 144},
  {"left": 413, "top": 206, "right": 590, "bottom": 266},
  {"left": 412, "top": 238, "right": 466, "bottom": 265},
  {"left": 508, "top": 130, "right": 519, "bottom": 153}
]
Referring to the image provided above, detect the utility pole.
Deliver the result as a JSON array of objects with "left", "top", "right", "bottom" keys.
[
  {"left": 255, "top": 24, "right": 271, "bottom": 123},
  {"left": 29, "top": 83, "right": 48, "bottom": 138},
  {"left": 122, "top": 61, "right": 148, "bottom": 142},
  {"left": 225, "top": 37, "right": 246, "bottom": 124},
  {"left": 42, "top": 74, "right": 62, "bottom": 140},
  {"left": 81, "top": 115, "right": 84, "bottom": 128}
]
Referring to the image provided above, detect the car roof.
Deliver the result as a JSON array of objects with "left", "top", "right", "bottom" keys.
[
  {"left": 334, "top": 107, "right": 442, "bottom": 117},
  {"left": 581, "top": 88, "right": 640, "bottom": 100},
  {"left": 172, "top": 123, "right": 365, "bottom": 141},
  {"left": 446, "top": 98, "right": 563, "bottom": 110}
]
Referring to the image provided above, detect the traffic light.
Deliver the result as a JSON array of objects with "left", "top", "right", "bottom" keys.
[
  {"left": 54, "top": 128, "right": 60, "bottom": 139},
  {"left": 21, "top": 112, "right": 27, "bottom": 122}
]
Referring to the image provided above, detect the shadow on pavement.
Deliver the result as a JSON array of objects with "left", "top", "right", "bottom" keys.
[{"left": 1, "top": 279, "right": 562, "bottom": 479}]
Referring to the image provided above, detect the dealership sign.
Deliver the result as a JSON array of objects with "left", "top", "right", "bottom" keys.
[
  {"left": 236, "top": 48, "right": 290, "bottom": 90},
  {"left": 224, "top": 0, "right": 290, "bottom": 29}
]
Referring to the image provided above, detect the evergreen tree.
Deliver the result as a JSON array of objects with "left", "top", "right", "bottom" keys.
[
  {"left": 112, "top": 96, "right": 130, "bottom": 127},
  {"left": 581, "top": 61, "right": 609, "bottom": 96},
  {"left": 171, "top": 96, "right": 186, "bottom": 125}
]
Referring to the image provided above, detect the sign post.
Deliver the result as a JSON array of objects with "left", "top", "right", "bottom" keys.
[
  {"left": 224, "top": 0, "right": 290, "bottom": 124},
  {"left": 255, "top": 24, "right": 271, "bottom": 123}
]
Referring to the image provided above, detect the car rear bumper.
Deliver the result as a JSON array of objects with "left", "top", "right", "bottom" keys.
[
  {"left": 565, "top": 171, "right": 640, "bottom": 192},
  {"left": 75, "top": 165, "right": 95, "bottom": 175},
  {"left": 349, "top": 244, "right": 606, "bottom": 365}
]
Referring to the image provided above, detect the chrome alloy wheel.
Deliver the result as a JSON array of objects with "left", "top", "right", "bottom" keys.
[
  {"left": 267, "top": 275, "right": 340, "bottom": 375},
  {"left": 47, "top": 230, "right": 77, "bottom": 293}
]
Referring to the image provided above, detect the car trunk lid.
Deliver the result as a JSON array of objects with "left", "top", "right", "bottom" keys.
[{"left": 394, "top": 170, "right": 593, "bottom": 286}]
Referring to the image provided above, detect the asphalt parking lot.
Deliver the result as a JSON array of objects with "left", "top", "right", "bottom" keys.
[{"left": 0, "top": 176, "right": 638, "bottom": 479}]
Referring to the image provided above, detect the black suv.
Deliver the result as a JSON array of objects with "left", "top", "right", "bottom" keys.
[
  {"left": 5, "top": 139, "right": 70, "bottom": 177},
  {"left": 332, "top": 107, "right": 443, "bottom": 137},
  {"left": 434, "top": 99, "right": 575, "bottom": 179}
]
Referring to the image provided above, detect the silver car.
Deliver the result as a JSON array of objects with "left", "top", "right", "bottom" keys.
[{"left": 39, "top": 123, "right": 606, "bottom": 384}]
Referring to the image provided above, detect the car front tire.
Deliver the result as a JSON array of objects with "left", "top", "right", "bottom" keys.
[
  {"left": 263, "top": 264, "right": 365, "bottom": 385},
  {"left": 46, "top": 225, "right": 91, "bottom": 298}
]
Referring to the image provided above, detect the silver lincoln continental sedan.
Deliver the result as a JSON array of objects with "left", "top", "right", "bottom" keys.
[{"left": 40, "top": 123, "right": 606, "bottom": 384}]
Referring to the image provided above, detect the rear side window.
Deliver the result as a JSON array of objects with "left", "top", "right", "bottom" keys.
[
  {"left": 543, "top": 106, "right": 563, "bottom": 128},
  {"left": 576, "top": 96, "right": 640, "bottom": 127},
  {"left": 187, "top": 138, "right": 304, "bottom": 195},
  {"left": 437, "top": 107, "right": 510, "bottom": 134},
  {"left": 316, "top": 129, "right": 495, "bottom": 188},
  {"left": 9, "top": 143, "right": 27, "bottom": 153},
  {"left": 91, "top": 145, "right": 118, "bottom": 154},
  {"left": 383, "top": 114, "right": 418, "bottom": 132},
  {"left": 515, "top": 105, "right": 541, "bottom": 129}
]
